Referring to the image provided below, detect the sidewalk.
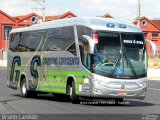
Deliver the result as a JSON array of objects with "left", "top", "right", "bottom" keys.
[
  {"left": 147, "top": 69, "right": 160, "bottom": 80},
  {"left": 0, "top": 60, "right": 7, "bottom": 67}
]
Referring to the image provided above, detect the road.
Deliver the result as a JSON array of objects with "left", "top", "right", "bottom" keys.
[{"left": 0, "top": 67, "right": 160, "bottom": 119}]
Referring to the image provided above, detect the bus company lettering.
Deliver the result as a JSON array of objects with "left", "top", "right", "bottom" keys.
[
  {"left": 43, "top": 57, "right": 80, "bottom": 65},
  {"left": 123, "top": 40, "right": 143, "bottom": 45}
]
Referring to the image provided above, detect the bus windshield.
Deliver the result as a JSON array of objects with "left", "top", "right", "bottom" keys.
[{"left": 93, "top": 32, "right": 147, "bottom": 79}]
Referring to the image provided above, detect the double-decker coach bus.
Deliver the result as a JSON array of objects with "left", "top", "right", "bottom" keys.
[{"left": 7, "top": 17, "right": 149, "bottom": 104}]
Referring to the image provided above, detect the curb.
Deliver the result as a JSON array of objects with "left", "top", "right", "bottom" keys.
[
  {"left": 147, "top": 77, "right": 160, "bottom": 80},
  {"left": 147, "top": 69, "right": 160, "bottom": 80}
]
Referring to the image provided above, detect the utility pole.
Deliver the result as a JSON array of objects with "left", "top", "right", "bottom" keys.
[
  {"left": 137, "top": 0, "right": 141, "bottom": 27},
  {"left": 31, "top": 0, "right": 46, "bottom": 22}
]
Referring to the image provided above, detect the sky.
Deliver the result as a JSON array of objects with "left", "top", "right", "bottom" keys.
[{"left": 0, "top": 0, "right": 160, "bottom": 20}]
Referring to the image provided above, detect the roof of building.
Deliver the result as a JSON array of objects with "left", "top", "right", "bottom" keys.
[
  {"left": 151, "top": 20, "right": 160, "bottom": 30},
  {"left": 0, "top": 10, "right": 16, "bottom": 22},
  {"left": 99, "top": 13, "right": 113, "bottom": 18},
  {"left": 11, "top": 17, "right": 142, "bottom": 33},
  {"left": 133, "top": 16, "right": 160, "bottom": 30},
  {"left": 45, "top": 11, "right": 77, "bottom": 21},
  {"left": 13, "top": 12, "right": 39, "bottom": 22}
]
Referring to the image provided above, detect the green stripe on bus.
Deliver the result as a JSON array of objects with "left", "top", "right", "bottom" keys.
[
  {"left": 46, "top": 77, "right": 66, "bottom": 81},
  {"left": 41, "top": 82, "right": 66, "bottom": 87},
  {"left": 47, "top": 71, "right": 90, "bottom": 76},
  {"left": 39, "top": 88, "right": 66, "bottom": 94},
  {"left": 46, "top": 76, "right": 84, "bottom": 83}
]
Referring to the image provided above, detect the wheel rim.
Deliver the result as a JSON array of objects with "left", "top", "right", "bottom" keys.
[
  {"left": 69, "top": 87, "right": 72, "bottom": 98},
  {"left": 22, "top": 82, "right": 27, "bottom": 95}
]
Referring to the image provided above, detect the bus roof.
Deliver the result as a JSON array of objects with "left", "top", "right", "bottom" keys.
[{"left": 10, "top": 17, "right": 142, "bottom": 33}]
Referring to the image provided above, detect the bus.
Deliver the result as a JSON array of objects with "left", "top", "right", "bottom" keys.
[{"left": 7, "top": 17, "right": 152, "bottom": 104}]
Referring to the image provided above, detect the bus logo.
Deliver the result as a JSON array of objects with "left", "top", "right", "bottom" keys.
[{"left": 121, "top": 85, "right": 125, "bottom": 89}]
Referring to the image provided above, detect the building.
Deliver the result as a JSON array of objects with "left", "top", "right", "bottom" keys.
[
  {"left": 45, "top": 11, "right": 113, "bottom": 21},
  {"left": 133, "top": 16, "right": 160, "bottom": 57}
]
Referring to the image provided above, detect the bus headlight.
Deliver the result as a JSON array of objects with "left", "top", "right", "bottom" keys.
[
  {"left": 97, "top": 80, "right": 107, "bottom": 87},
  {"left": 139, "top": 82, "right": 147, "bottom": 88},
  {"left": 84, "top": 78, "right": 89, "bottom": 84},
  {"left": 93, "top": 79, "right": 108, "bottom": 87}
]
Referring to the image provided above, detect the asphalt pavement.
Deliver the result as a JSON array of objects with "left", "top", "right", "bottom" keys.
[{"left": 0, "top": 67, "right": 160, "bottom": 120}]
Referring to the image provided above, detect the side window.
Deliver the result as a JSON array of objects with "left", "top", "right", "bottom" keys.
[
  {"left": 16, "top": 32, "right": 29, "bottom": 52},
  {"left": 61, "top": 27, "right": 75, "bottom": 50},
  {"left": 9, "top": 30, "right": 45, "bottom": 52},
  {"left": 9, "top": 33, "right": 21, "bottom": 52},
  {"left": 43, "top": 27, "right": 76, "bottom": 52},
  {"left": 27, "top": 30, "right": 45, "bottom": 51},
  {"left": 42, "top": 29, "right": 60, "bottom": 51},
  {"left": 77, "top": 26, "right": 92, "bottom": 69},
  {"left": 67, "top": 43, "right": 77, "bottom": 56},
  {"left": 79, "top": 43, "right": 90, "bottom": 69}
]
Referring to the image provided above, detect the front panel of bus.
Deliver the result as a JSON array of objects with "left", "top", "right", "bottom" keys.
[{"left": 78, "top": 27, "right": 147, "bottom": 99}]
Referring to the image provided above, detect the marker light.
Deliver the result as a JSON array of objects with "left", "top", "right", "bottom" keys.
[{"left": 92, "top": 34, "right": 99, "bottom": 43}]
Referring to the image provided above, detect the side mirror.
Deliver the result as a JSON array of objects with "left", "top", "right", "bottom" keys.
[
  {"left": 82, "top": 35, "right": 97, "bottom": 54},
  {"left": 145, "top": 39, "right": 157, "bottom": 57}
]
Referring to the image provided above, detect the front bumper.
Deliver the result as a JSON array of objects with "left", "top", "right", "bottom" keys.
[
  {"left": 90, "top": 83, "right": 147, "bottom": 99},
  {"left": 79, "top": 77, "right": 147, "bottom": 100}
]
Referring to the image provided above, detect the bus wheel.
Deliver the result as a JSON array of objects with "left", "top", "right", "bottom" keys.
[
  {"left": 20, "top": 78, "right": 37, "bottom": 98},
  {"left": 69, "top": 81, "right": 79, "bottom": 104},
  {"left": 20, "top": 78, "right": 29, "bottom": 97}
]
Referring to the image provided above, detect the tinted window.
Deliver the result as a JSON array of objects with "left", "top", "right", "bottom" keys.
[
  {"left": 27, "top": 30, "right": 45, "bottom": 51},
  {"left": 42, "top": 27, "right": 75, "bottom": 51},
  {"left": 67, "top": 43, "right": 77, "bottom": 56},
  {"left": 77, "top": 26, "right": 91, "bottom": 45},
  {"left": 77, "top": 26, "right": 92, "bottom": 69},
  {"left": 9, "top": 33, "right": 21, "bottom": 52},
  {"left": 9, "top": 30, "right": 45, "bottom": 52},
  {"left": 14, "top": 32, "right": 29, "bottom": 52}
]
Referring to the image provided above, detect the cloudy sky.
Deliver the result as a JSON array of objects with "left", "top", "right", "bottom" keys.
[{"left": 0, "top": 0, "right": 159, "bottom": 20}]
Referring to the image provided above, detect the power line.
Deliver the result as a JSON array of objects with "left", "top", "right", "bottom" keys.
[{"left": 31, "top": 0, "right": 46, "bottom": 21}]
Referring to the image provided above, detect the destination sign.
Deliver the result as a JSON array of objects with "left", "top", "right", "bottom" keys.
[
  {"left": 123, "top": 39, "right": 144, "bottom": 48},
  {"left": 123, "top": 40, "right": 143, "bottom": 45}
]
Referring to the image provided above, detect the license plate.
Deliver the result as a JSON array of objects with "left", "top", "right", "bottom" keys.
[{"left": 118, "top": 91, "right": 128, "bottom": 96}]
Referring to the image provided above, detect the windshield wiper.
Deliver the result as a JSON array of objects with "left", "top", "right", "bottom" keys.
[
  {"left": 109, "top": 54, "right": 121, "bottom": 77},
  {"left": 124, "top": 50, "right": 137, "bottom": 78},
  {"left": 109, "top": 50, "right": 138, "bottom": 78}
]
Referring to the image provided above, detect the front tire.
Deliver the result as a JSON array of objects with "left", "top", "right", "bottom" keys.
[{"left": 69, "top": 81, "right": 79, "bottom": 104}]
